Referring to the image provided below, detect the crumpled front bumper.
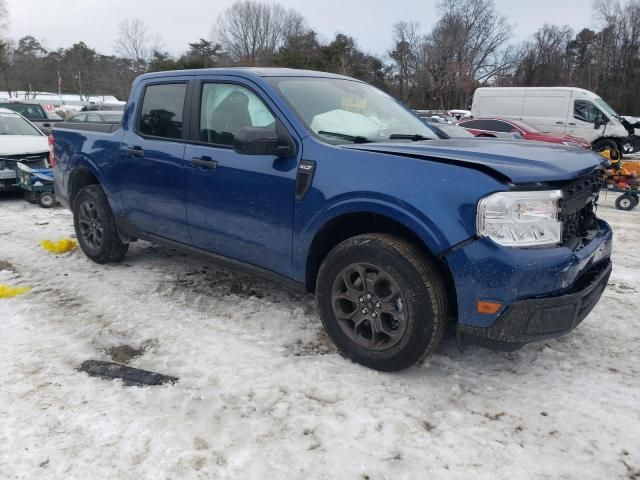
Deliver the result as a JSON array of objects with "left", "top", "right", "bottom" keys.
[
  {"left": 457, "top": 259, "right": 611, "bottom": 350},
  {"left": 444, "top": 219, "right": 613, "bottom": 350}
]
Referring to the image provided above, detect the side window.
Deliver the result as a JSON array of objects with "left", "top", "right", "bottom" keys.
[
  {"left": 459, "top": 120, "right": 479, "bottom": 129},
  {"left": 490, "top": 120, "right": 516, "bottom": 133},
  {"left": 138, "top": 83, "right": 187, "bottom": 139},
  {"left": 71, "top": 114, "right": 86, "bottom": 122},
  {"left": 199, "top": 83, "right": 276, "bottom": 146},
  {"left": 574, "top": 100, "right": 603, "bottom": 123},
  {"left": 86, "top": 114, "right": 100, "bottom": 123},
  {"left": 461, "top": 119, "right": 492, "bottom": 131}
]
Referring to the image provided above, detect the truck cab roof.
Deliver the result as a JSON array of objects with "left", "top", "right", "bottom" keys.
[{"left": 136, "top": 67, "right": 360, "bottom": 83}]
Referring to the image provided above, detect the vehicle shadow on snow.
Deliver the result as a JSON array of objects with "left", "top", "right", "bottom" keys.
[{"left": 117, "top": 241, "right": 561, "bottom": 374}]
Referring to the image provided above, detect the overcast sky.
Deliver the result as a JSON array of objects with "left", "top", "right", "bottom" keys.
[{"left": 5, "top": 0, "right": 598, "bottom": 57}]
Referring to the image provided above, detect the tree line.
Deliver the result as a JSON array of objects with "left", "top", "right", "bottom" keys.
[{"left": 1, "top": 0, "right": 639, "bottom": 113}]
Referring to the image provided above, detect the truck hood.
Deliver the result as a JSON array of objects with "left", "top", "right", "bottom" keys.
[
  {"left": 343, "top": 138, "right": 605, "bottom": 184},
  {"left": 0, "top": 135, "right": 49, "bottom": 156}
]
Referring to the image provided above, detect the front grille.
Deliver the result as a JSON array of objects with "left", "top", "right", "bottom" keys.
[
  {"left": 0, "top": 153, "right": 49, "bottom": 173},
  {"left": 559, "top": 171, "right": 603, "bottom": 250}
]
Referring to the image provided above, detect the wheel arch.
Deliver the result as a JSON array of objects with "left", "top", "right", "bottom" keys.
[
  {"left": 68, "top": 166, "right": 101, "bottom": 208},
  {"left": 303, "top": 211, "right": 458, "bottom": 318}
]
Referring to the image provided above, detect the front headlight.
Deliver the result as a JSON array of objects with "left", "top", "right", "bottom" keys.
[{"left": 476, "top": 190, "right": 563, "bottom": 247}]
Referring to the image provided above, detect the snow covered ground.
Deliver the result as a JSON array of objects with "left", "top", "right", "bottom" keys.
[{"left": 1, "top": 192, "right": 639, "bottom": 480}]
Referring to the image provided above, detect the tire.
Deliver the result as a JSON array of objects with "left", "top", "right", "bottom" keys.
[
  {"left": 615, "top": 194, "right": 637, "bottom": 211},
  {"left": 38, "top": 191, "right": 56, "bottom": 208},
  {"left": 315, "top": 234, "right": 447, "bottom": 372},
  {"left": 73, "top": 184, "right": 128, "bottom": 263},
  {"left": 24, "top": 191, "right": 38, "bottom": 204}
]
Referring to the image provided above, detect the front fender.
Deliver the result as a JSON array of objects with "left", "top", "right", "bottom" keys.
[{"left": 293, "top": 193, "right": 458, "bottom": 283}]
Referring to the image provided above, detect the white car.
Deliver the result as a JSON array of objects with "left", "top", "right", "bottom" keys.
[{"left": 0, "top": 107, "right": 49, "bottom": 191}]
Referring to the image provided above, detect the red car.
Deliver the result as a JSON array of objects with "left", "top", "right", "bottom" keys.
[{"left": 457, "top": 117, "right": 592, "bottom": 148}]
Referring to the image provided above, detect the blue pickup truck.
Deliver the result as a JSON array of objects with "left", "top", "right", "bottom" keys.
[{"left": 51, "top": 68, "right": 613, "bottom": 371}]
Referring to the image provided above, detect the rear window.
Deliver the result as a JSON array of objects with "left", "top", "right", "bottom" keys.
[
  {"left": 0, "top": 103, "right": 47, "bottom": 119},
  {"left": 138, "top": 83, "right": 187, "bottom": 139}
]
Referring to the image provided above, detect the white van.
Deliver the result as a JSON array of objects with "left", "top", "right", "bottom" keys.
[{"left": 471, "top": 87, "right": 629, "bottom": 151}]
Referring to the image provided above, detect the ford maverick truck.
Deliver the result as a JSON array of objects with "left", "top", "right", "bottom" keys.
[{"left": 51, "top": 68, "right": 612, "bottom": 371}]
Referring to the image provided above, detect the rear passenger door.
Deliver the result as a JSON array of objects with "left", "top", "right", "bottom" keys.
[
  {"left": 117, "top": 78, "right": 193, "bottom": 244},
  {"left": 183, "top": 77, "right": 299, "bottom": 277}
]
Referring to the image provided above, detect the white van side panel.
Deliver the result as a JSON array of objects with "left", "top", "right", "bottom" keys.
[
  {"left": 472, "top": 89, "right": 524, "bottom": 118},
  {"left": 521, "top": 89, "right": 571, "bottom": 134}
]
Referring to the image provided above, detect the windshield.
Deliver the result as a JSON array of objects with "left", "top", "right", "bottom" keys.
[
  {"left": 0, "top": 103, "right": 47, "bottom": 119},
  {"left": 593, "top": 97, "right": 619, "bottom": 119},
  {"left": 267, "top": 77, "right": 438, "bottom": 144},
  {"left": 436, "top": 123, "right": 475, "bottom": 138},
  {"left": 0, "top": 112, "right": 42, "bottom": 136}
]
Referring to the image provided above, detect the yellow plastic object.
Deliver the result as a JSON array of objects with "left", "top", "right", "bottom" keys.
[
  {"left": 0, "top": 284, "right": 31, "bottom": 298},
  {"left": 41, "top": 238, "right": 78, "bottom": 254},
  {"left": 598, "top": 149, "right": 613, "bottom": 160}
]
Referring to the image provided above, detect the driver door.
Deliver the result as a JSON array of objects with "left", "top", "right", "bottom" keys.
[
  {"left": 184, "top": 78, "right": 299, "bottom": 277},
  {"left": 567, "top": 98, "right": 603, "bottom": 141}
]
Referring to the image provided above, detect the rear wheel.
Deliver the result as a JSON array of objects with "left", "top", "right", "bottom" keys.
[
  {"left": 38, "top": 192, "right": 56, "bottom": 208},
  {"left": 316, "top": 234, "right": 447, "bottom": 371},
  {"left": 615, "top": 194, "right": 637, "bottom": 211},
  {"left": 24, "top": 191, "right": 38, "bottom": 204},
  {"left": 73, "top": 184, "right": 128, "bottom": 263}
]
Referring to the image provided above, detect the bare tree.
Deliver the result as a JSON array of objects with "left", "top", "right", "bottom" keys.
[
  {"left": 0, "top": 0, "right": 8, "bottom": 34},
  {"left": 389, "top": 21, "right": 420, "bottom": 102},
  {"left": 513, "top": 25, "right": 573, "bottom": 86},
  {"left": 213, "top": 0, "right": 305, "bottom": 65},
  {"left": 422, "top": 0, "right": 518, "bottom": 107},
  {"left": 115, "top": 18, "right": 150, "bottom": 68}
]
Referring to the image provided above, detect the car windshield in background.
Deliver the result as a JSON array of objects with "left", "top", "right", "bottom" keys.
[
  {"left": 0, "top": 103, "right": 47, "bottom": 119},
  {"left": 435, "top": 123, "right": 475, "bottom": 138},
  {"left": 268, "top": 77, "right": 438, "bottom": 144},
  {"left": 507, "top": 119, "right": 540, "bottom": 133},
  {"left": 594, "top": 97, "right": 619, "bottom": 118},
  {"left": 0, "top": 112, "right": 42, "bottom": 135}
]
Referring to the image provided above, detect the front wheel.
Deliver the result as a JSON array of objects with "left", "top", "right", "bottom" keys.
[
  {"left": 316, "top": 234, "right": 447, "bottom": 372},
  {"left": 615, "top": 194, "right": 637, "bottom": 211},
  {"left": 73, "top": 184, "right": 128, "bottom": 263}
]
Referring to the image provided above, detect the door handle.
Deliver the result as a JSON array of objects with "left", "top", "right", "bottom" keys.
[
  {"left": 191, "top": 156, "right": 217, "bottom": 170},
  {"left": 568, "top": 122, "right": 577, "bottom": 126},
  {"left": 126, "top": 146, "right": 144, "bottom": 157},
  {"left": 555, "top": 121, "right": 565, "bottom": 125}
]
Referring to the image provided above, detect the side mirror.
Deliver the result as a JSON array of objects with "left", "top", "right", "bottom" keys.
[
  {"left": 594, "top": 114, "right": 609, "bottom": 129},
  {"left": 233, "top": 127, "right": 294, "bottom": 158}
]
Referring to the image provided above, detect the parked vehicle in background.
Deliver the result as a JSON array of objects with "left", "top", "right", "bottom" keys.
[
  {"left": 448, "top": 109, "right": 472, "bottom": 120},
  {"left": 47, "top": 112, "right": 64, "bottom": 121},
  {"left": 52, "top": 68, "right": 612, "bottom": 372},
  {"left": 0, "top": 101, "right": 54, "bottom": 134},
  {"left": 0, "top": 108, "right": 49, "bottom": 191},
  {"left": 81, "top": 104, "right": 126, "bottom": 112},
  {"left": 421, "top": 116, "right": 477, "bottom": 138},
  {"left": 471, "top": 87, "right": 629, "bottom": 152},
  {"left": 458, "top": 117, "right": 592, "bottom": 148},
  {"left": 68, "top": 110, "right": 123, "bottom": 124}
]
